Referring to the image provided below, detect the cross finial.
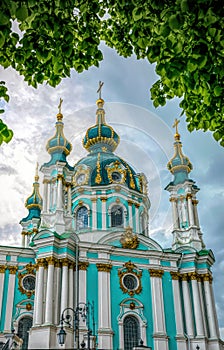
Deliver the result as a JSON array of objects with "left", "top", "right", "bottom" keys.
[
  {"left": 35, "top": 162, "right": 39, "bottom": 182},
  {"left": 97, "top": 81, "right": 104, "bottom": 99},
  {"left": 58, "top": 98, "right": 63, "bottom": 114},
  {"left": 173, "top": 118, "right": 180, "bottom": 135}
]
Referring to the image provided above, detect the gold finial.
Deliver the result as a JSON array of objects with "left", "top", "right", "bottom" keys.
[
  {"left": 97, "top": 81, "right": 104, "bottom": 99},
  {"left": 57, "top": 98, "right": 63, "bottom": 121},
  {"left": 35, "top": 162, "right": 39, "bottom": 182},
  {"left": 173, "top": 118, "right": 180, "bottom": 140}
]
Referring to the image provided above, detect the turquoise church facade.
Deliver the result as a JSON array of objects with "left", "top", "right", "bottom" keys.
[{"left": 0, "top": 93, "right": 223, "bottom": 350}]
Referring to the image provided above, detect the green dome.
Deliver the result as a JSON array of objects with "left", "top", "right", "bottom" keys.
[
  {"left": 82, "top": 99, "right": 120, "bottom": 152},
  {"left": 46, "top": 113, "right": 72, "bottom": 163},
  {"left": 74, "top": 151, "right": 141, "bottom": 192}
]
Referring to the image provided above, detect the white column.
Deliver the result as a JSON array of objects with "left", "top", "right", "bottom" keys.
[
  {"left": 78, "top": 262, "right": 88, "bottom": 325},
  {"left": 67, "top": 185, "right": 72, "bottom": 214},
  {"left": 33, "top": 268, "right": 39, "bottom": 325},
  {"left": 91, "top": 198, "right": 97, "bottom": 229},
  {"left": 170, "top": 198, "right": 179, "bottom": 229},
  {"left": 170, "top": 272, "right": 185, "bottom": 336},
  {"left": 97, "top": 263, "right": 113, "bottom": 350},
  {"left": 189, "top": 273, "right": 204, "bottom": 336},
  {"left": 181, "top": 274, "right": 194, "bottom": 336},
  {"left": 43, "top": 180, "right": 48, "bottom": 212},
  {"left": 0, "top": 267, "right": 6, "bottom": 326},
  {"left": 68, "top": 263, "right": 74, "bottom": 309},
  {"left": 128, "top": 201, "right": 133, "bottom": 228},
  {"left": 101, "top": 198, "right": 107, "bottom": 230},
  {"left": 135, "top": 204, "right": 140, "bottom": 233},
  {"left": 54, "top": 260, "right": 61, "bottom": 325},
  {"left": 21, "top": 233, "right": 25, "bottom": 247},
  {"left": 192, "top": 200, "right": 200, "bottom": 227},
  {"left": 198, "top": 276, "right": 208, "bottom": 337},
  {"left": 45, "top": 257, "right": 55, "bottom": 324},
  {"left": 187, "top": 194, "right": 194, "bottom": 226},
  {"left": 57, "top": 175, "right": 64, "bottom": 210},
  {"left": 47, "top": 181, "right": 51, "bottom": 212},
  {"left": 60, "top": 259, "right": 69, "bottom": 315},
  {"left": 35, "top": 260, "right": 45, "bottom": 325},
  {"left": 149, "top": 269, "right": 168, "bottom": 350},
  {"left": 4, "top": 266, "right": 17, "bottom": 332},
  {"left": 203, "top": 274, "right": 218, "bottom": 338}
]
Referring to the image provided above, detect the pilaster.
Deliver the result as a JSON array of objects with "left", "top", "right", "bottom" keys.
[{"left": 4, "top": 266, "right": 17, "bottom": 332}]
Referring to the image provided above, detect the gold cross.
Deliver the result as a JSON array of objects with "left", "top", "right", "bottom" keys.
[
  {"left": 173, "top": 118, "right": 180, "bottom": 134},
  {"left": 97, "top": 81, "right": 104, "bottom": 99},
  {"left": 58, "top": 98, "right": 63, "bottom": 114},
  {"left": 35, "top": 162, "right": 39, "bottom": 181}
]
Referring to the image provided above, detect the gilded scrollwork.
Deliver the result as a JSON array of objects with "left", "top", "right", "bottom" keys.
[
  {"left": 118, "top": 261, "right": 142, "bottom": 296},
  {"left": 106, "top": 160, "right": 126, "bottom": 184},
  {"left": 120, "top": 226, "right": 139, "bottom": 249}
]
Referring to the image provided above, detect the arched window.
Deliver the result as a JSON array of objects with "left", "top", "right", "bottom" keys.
[
  {"left": 18, "top": 316, "right": 33, "bottom": 350},
  {"left": 111, "top": 205, "right": 123, "bottom": 227},
  {"left": 123, "top": 315, "right": 140, "bottom": 350},
  {"left": 76, "top": 206, "right": 88, "bottom": 229}
]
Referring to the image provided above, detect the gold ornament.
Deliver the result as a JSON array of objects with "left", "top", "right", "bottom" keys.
[{"left": 120, "top": 227, "right": 139, "bottom": 249}]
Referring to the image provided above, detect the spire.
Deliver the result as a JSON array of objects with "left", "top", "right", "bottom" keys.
[
  {"left": 167, "top": 119, "right": 192, "bottom": 185},
  {"left": 21, "top": 163, "right": 43, "bottom": 223},
  {"left": 165, "top": 121, "right": 204, "bottom": 251},
  {"left": 82, "top": 82, "right": 120, "bottom": 153},
  {"left": 45, "top": 99, "right": 72, "bottom": 165}
]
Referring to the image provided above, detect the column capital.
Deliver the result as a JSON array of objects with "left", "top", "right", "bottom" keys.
[
  {"left": 148, "top": 269, "right": 164, "bottom": 278},
  {"left": 201, "top": 273, "right": 213, "bottom": 283},
  {"left": 169, "top": 197, "right": 177, "bottom": 202},
  {"left": 8, "top": 266, "right": 18, "bottom": 274},
  {"left": 0, "top": 265, "right": 6, "bottom": 273},
  {"left": 134, "top": 203, "right": 140, "bottom": 208},
  {"left": 170, "top": 271, "right": 180, "bottom": 280},
  {"left": 127, "top": 200, "right": 133, "bottom": 205},
  {"left": 78, "top": 261, "right": 89, "bottom": 271},
  {"left": 192, "top": 199, "right": 199, "bottom": 205},
  {"left": 60, "top": 258, "right": 70, "bottom": 267},
  {"left": 91, "top": 197, "right": 97, "bottom": 202},
  {"left": 36, "top": 258, "right": 47, "bottom": 268},
  {"left": 45, "top": 256, "right": 56, "bottom": 266},
  {"left": 96, "top": 263, "right": 112, "bottom": 272},
  {"left": 180, "top": 273, "right": 188, "bottom": 281},
  {"left": 186, "top": 193, "right": 192, "bottom": 199},
  {"left": 57, "top": 174, "right": 64, "bottom": 180},
  {"left": 100, "top": 197, "right": 107, "bottom": 202},
  {"left": 188, "top": 272, "right": 198, "bottom": 280}
]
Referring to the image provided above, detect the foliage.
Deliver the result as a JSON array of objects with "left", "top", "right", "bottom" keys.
[{"left": 0, "top": 0, "right": 223, "bottom": 145}]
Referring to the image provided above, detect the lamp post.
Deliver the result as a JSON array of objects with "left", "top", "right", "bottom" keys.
[{"left": 57, "top": 302, "right": 94, "bottom": 349}]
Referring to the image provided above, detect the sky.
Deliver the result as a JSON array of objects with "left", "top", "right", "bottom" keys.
[{"left": 0, "top": 44, "right": 223, "bottom": 338}]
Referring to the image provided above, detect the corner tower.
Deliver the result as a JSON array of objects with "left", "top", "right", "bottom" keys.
[{"left": 165, "top": 119, "right": 204, "bottom": 251}]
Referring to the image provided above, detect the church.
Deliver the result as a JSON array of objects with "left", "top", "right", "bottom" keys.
[{"left": 0, "top": 87, "right": 223, "bottom": 350}]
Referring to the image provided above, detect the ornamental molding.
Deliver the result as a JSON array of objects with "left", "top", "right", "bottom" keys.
[
  {"left": 18, "top": 269, "right": 36, "bottom": 298},
  {"left": 118, "top": 261, "right": 142, "bottom": 297},
  {"left": 8, "top": 266, "right": 18, "bottom": 275},
  {"left": 0, "top": 265, "right": 6, "bottom": 273},
  {"left": 170, "top": 271, "right": 180, "bottom": 280},
  {"left": 148, "top": 269, "right": 164, "bottom": 278},
  {"left": 78, "top": 261, "right": 89, "bottom": 271},
  {"left": 120, "top": 226, "right": 139, "bottom": 249},
  {"left": 96, "top": 263, "right": 112, "bottom": 272}
]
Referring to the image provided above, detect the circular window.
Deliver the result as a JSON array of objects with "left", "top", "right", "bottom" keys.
[
  {"left": 22, "top": 275, "right": 35, "bottom": 291},
  {"left": 123, "top": 274, "right": 138, "bottom": 290},
  {"left": 112, "top": 171, "right": 122, "bottom": 182}
]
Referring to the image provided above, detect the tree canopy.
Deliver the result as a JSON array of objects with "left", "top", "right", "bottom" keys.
[{"left": 0, "top": 0, "right": 223, "bottom": 145}]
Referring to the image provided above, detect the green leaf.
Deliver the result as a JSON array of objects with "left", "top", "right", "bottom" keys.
[
  {"left": 0, "top": 13, "right": 10, "bottom": 26},
  {"left": 213, "top": 130, "right": 221, "bottom": 142},
  {"left": 214, "top": 86, "right": 222, "bottom": 96},
  {"left": 0, "top": 32, "right": 5, "bottom": 48},
  {"left": 16, "top": 5, "right": 29, "bottom": 22},
  {"left": 168, "top": 14, "right": 180, "bottom": 30},
  {"left": 132, "top": 8, "right": 142, "bottom": 21}
]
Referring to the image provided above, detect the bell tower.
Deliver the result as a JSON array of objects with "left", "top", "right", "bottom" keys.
[{"left": 165, "top": 119, "right": 205, "bottom": 251}]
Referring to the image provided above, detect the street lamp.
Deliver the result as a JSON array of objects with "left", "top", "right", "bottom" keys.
[
  {"left": 57, "top": 302, "right": 94, "bottom": 349},
  {"left": 196, "top": 346, "right": 200, "bottom": 350}
]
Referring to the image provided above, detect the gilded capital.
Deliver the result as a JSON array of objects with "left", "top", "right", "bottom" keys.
[
  {"left": 8, "top": 266, "right": 18, "bottom": 275},
  {"left": 96, "top": 263, "right": 112, "bottom": 272},
  {"left": 180, "top": 273, "right": 188, "bottom": 281},
  {"left": 36, "top": 258, "right": 46, "bottom": 268},
  {"left": 186, "top": 193, "right": 192, "bottom": 200},
  {"left": 149, "top": 269, "right": 164, "bottom": 278},
  {"left": 0, "top": 265, "right": 6, "bottom": 273},
  {"left": 170, "top": 271, "right": 180, "bottom": 280},
  {"left": 61, "top": 258, "right": 70, "bottom": 267},
  {"left": 100, "top": 197, "right": 107, "bottom": 202},
  {"left": 79, "top": 261, "right": 89, "bottom": 271},
  {"left": 46, "top": 256, "right": 56, "bottom": 266},
  {"left": 188, "top": 272, "right": 198, "bottom": 280},
  {"left": 201, "top": 273, "right": 213, "bottom": 283},
  {"left": 192, "top": 199, "right": 199, "bottom": 205}
]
